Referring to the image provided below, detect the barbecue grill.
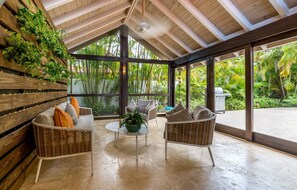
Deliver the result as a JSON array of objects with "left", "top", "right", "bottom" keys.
[{"left": 215, "top": 87, "right": 230, "bottom": 113}]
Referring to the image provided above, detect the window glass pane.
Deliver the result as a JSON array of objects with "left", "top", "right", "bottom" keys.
[
  {"left": 128, "top": 36, "right": 160, "bottom": 59},
  {"left": 175, "top": 67, "right": 186, "bottom": 106},
  {"left": 69, "top": 59, "right": 120, "bottom": 116},
  {"left": 190, "top": 62, "right": 207, "bottom": 109},
  {"left": 74, "top": 32, "right": 120, "bottom": 56},
  {"left": 254, "top": 40, "right": 297, "bottom": 142},
  {"left": 71, "top": 96, "right": 119, "bottom": 116},
  {"left": 215, "top": 50, "right": 246, "bottom": 130},
  {"left": 128, "top": 96, "right": 168, "bottom": 112},
  {"left": 128, "top": 63, "right": 168, "bottom": 94},
  {"left": 71, "top": 60, "right": 120, "bottom": 94}
]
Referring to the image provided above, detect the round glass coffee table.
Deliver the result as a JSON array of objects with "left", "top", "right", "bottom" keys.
[
  {"left": 105, "top": 121, "right": 148, "bottom": 160},
  {"left": 118, "top": 125, "right": 148, "bottom": 161},
  {"left": 105, "top": 121, "right": 121, "bottom": 147}
]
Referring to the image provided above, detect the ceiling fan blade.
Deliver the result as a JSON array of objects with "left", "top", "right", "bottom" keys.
[{"left": 134, "top": 19, "right": 172, "bottom": 39}]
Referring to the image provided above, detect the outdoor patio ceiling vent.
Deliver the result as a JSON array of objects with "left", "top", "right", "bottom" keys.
[{"left": 215, "top": 87, "right": 230, "bottom": 113}]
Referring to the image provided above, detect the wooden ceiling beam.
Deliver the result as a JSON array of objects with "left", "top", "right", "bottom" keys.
[
  {"left": 155, "top": 37, "right": 182, "bottom": 57},
  {"left": 260, "top": 45, "right": 268, "bottom": 50},
  {"left": 42, "top": 0, "right": 74, "bottom": 11},
  {"left": 218, "top": 0, "right": 281, "bottom": 31},
  {"left": 67, "top": 22, "right": 122, "bottom": 50},
  {"left": 269, "top": 0, "right": 297, "bottom": 16},
  {"left": 69, "top": 28, "right": 119, "bottom": 52},
  {"left": 53, "top": 0, "right": 118, "bottom": 26},
  {"left": 174, "top": 12, "right": 297, "bottom": 65},
  {"left": 178, "top": 0, "right": 226, "bottom": 41},
  {"left": 63, "top": 2, "right": 130, "bottom": 34},
  {"left": 123, "top": 0, "right": 138, "bottom": 24},
  {"left": 289, "top": 7, "right": 297, "bottom": 15},
  {"left": 166, "top": 32, "right": 193, "bottom": 53},
  {"left": 150, "top": 0, "right": 207, "bottom": 48},
  {"left": 217, "top": 0, "right": 252, "bottom": 31},
  {"left": 252, "top": 15, "right": 281, "bottom": 29},
  {"left": 64, "top": 14, "right": 125, "bottom": 44},
  {"left": 269, "top": 0, "right": 289, "bottom": 17},
  {"left": 128, "top": 28, "right": 169, "bottom": 60},
  {"left": 134, "top": 4, "right": 193, "bottom": 53}
]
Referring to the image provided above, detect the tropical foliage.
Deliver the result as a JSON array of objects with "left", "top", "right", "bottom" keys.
[
  {"left": 215, "top": 43, "right": 297, "bottom": 110},
  {"left": 175, "top": 42, "right": 297, "bottom": 111},
  {"left": 71, "top": 34, "right": 168, "bottom": 116},
  {"left": 3, "top": 7, "right": 70, "bottom": 82},
  {"left": 71, "top": 29, "right": 297, "bottom": 115}
]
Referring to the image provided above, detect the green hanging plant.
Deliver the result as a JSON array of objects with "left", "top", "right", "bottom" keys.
[
  {"left": 44, "top": 59, "right": 70, "bottom": 82},
  {"left": 17, "top": 7, "right": 72, "bottom": 60},
  {"left": 3, "top": 33, "right": 43, "bottom": 76}
]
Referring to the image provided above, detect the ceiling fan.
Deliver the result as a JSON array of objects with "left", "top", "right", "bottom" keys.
[
  {"left": 134, "top": 0, "right": 171, "bottom": 39},
  {"left": 135, "top": 0, "right": 150, "bottom": 32}
]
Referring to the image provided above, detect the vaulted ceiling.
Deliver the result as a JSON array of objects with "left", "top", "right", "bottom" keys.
[{"left": 41, "top": 0, "right": 297, "bottom": 60}]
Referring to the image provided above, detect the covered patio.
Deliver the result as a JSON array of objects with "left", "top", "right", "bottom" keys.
[
  {"left": 1, "top": 0, "right": 297, "bottom": 189},
  {"left": 19, "top": 118, "right": 297, "bottom": 189}
]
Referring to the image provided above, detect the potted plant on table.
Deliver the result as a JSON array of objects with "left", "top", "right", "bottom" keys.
[{"left": 121, "top": 111, "right": 146, "bottom": 132}]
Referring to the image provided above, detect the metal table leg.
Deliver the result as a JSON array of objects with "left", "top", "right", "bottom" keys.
[
  {"left": 136, "top": 135, "right": 138, "bottom": 161},
  {"left": 114, "top": 132, "right": 116, "bottom": 146},
  {"left": 116, "top": 132, "right": 119, "bottom": 148}
]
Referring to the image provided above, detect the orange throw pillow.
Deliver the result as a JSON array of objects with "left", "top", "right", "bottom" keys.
[
  {"left": 54, "top": 107, "right": 74, "bottom": 128},
  {"left": 70, "top": 96, "right": 80, "bottom": 117}
]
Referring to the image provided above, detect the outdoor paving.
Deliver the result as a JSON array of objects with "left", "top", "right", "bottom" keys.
[{"left": 216, "top": 107, "right": 297, "bottom": 142}]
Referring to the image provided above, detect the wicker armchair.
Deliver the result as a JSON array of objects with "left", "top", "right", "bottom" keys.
[
  {"left": 164, "top": 113, "right": 216, "bottom": 166},
  {"left": 32, "top": 107, "right": 94, "bottom": 183},
  {"left": 125, "top": 100, "right": 158, "bottom": 127}
]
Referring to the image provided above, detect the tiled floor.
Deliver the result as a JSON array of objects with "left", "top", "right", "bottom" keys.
[{"left": 20, "top": 117, "right": 297, "bottom": 190}]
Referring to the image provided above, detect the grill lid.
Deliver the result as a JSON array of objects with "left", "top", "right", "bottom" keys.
[{"left": 215, "top": 87, "right": 223, "bottom": 94}]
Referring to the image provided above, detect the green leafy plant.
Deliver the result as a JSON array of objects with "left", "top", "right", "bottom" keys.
[
  {"left": 17, "top": 8, "right": 72, "bottom": 60},
  {"left": 2, "top": 7, "right": 74, "bottom": 82},
  {"left": 3, "top": 33, "right": 42, "bottom": 75},
  {"left": 44, "top": 60, "right": 69, "bottom": 82},
  {"left": 121, "top": 111, "right": 146, "bottom": 126}
]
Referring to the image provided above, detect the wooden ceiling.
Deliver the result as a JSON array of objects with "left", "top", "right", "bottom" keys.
[{"left": 41, "top": 0, "right": 297, "bottom": 60}]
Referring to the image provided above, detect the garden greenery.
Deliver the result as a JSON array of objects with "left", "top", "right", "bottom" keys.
[
  {"left": 176, "top": 43, "right": 297, "bottom": 110},
  {"left": 71, "top": 34, "right": 168, "bottom": 116},
  {"left": 3, "top": 33, "right": 41, "bottom": 76},
  {"left": 3, "top": 7, "right": 71, "bottom": 82},
  {"left": 68, "top": 24, "right": 297, "bottom": 114},
  {"left": 17, "top": 8, "right": 71, "bottom": 59}
]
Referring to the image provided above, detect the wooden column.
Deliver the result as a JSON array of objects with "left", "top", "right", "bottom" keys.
[
  {"left": 186, "top": 63, "right": 190, "bottom": 108},
  {"left": 168, "top": 64, "right": 175, "bottom": 107},
  {"left": 245, "top": 44, "right": 254, "bottom": 141},
  {"left": 206, "top": 57, "right": 215, "bottom": 111},
  {"left": 120, "top": 25, "right": 129, "bottom": 116}
]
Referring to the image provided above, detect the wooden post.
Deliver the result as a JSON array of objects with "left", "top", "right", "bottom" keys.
[
  {"left": 186, "top": 63, "right": 190, "bottom": 108},
  {"left": 206, "top": 57, "right": 215, "bottom": 111},
  {"left": 168, "top": 64, "right": 175, "bottom": 107},
  {"left": 70, "top": 60, "right": 73, "bottom": 95},
  {"left": 245, "top": 44, "right": 254, "bottom": 141},
  {"left": 120, "top": 25, "right": 129, "bottom": 116}
]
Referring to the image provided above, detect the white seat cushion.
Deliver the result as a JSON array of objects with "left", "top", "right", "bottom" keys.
[{"left": 75, "top": 115, "right": 94, "bottom": 130}]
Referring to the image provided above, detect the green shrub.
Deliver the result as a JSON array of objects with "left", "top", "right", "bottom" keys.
[{"left": 225, "top": 98, "right": 245, "bottom": 110}]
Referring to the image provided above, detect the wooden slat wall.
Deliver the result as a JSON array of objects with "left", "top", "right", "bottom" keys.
[{"left": 0, "top": 0, "right": 68, "bottom": 189}]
